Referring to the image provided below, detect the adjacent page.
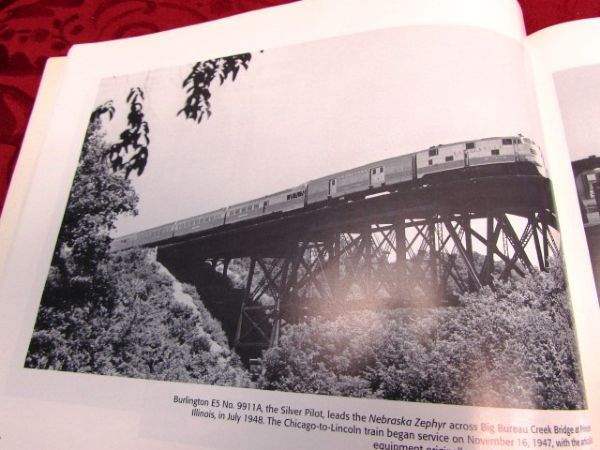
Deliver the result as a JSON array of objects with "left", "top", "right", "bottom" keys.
[
  {"left": 527, "top": 21, "right": 600, "bottom": 446},
  {"left": 1, "top": 1, "right": 595, "bottom": 449}
]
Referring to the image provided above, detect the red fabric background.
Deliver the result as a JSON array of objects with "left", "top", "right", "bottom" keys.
[{"left": 0, "top": 0, "right": 598, "bottom": 215}]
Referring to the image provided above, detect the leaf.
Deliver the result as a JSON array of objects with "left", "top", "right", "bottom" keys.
[{"left": 179, "top": 52, "right": 252, "bottom": 124}]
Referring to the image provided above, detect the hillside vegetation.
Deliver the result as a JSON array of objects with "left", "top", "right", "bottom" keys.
[
  {"left": 258, "top": 263, "right": 585, "bottom": 409},
  {"left": 26, "top": 245, "right": 251, "bottom": 386}
]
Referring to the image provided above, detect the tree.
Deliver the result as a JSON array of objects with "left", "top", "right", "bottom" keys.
[
  {"left": 26, "top": 103, "right": 139, "bottom": 370},
  {"left": 105, "top": 88, "right": 150, "bottom": 178},
  {"left": 48, "top": 103, "right": 139, "bottom": 295},
  {"left": 26, "top": 102, "right": 251, "bottom": 386},
  {"left": 179, "top": 52, "right": 252, "bottom": 123},
  {"left": 102, "top": 53, "right": 253, "bottom": 179}
]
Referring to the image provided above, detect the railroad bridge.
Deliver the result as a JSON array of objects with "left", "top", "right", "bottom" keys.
[{"left": 148, "top": 172, "right": 558, "bottom": 361}]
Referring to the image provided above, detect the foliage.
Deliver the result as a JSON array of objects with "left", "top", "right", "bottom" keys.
[
  {"left": 26, "top": 50, "right": 259, "bottom": 383},
  {"left": 104, "top": 88, "right": 150, "bottom": 178},
  {"left": 92, "top": 248, "right": 250, "bottom": 385},
  {"left": 259, "top": 264, "right": 586, "bottom": 409},
  {"left": 179, "top": 53, "right": 252, "bottom": 123},
  {"left": 26, "top": 105, "right": 250, "bottom": 387},
  {"left": 101, "top": 53, "right": 253, "bottom": 178},
  {"left": 44, "top": 105, "right": 139, "bottom": 305}
]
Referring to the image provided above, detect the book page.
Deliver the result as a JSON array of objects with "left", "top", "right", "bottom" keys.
[
  {"left": 2, "top": 1, "right": 595, "bottom": 449},
  {"left": 526, "top": 21, "right": 600, "bottom": 446}
]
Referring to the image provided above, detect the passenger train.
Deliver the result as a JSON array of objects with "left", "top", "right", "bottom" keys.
[{"left": 111, "top": 136, "right": 545, "bottom": 251}]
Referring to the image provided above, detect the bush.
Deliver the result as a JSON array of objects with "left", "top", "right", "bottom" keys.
[
  {"left": 27, "top": 247, "right": 252, "bottom": 387},
  {"left": 259, "top": 264, "right": 585, "bottom": 409}
]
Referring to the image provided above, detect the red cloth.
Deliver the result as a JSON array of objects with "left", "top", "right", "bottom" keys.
[{"left": 0, "top": 0, "right": 597, "bottom": 215}]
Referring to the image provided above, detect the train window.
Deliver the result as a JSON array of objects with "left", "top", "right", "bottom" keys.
[
  {"left": 445, "top": 156, "right": 454, "bottom": 162},
  {"left": 465, "top": 142, "right": 475, "bottom": 150},
  {"left": 371, "top": 168, "right": 376, "bottom": 174},
  {"left": 428, "top": 159, "right": 433, "bottom": 166},
  {"left": 502, "top": 138, "right": 513, "bottom": 146},
  {"left": 287, "top": 194, "right": 291, "bottom": 200},
  {"left": 428, "top": 148, "right": 438, "bottom": 157},
  {"left": 491, "top": 149, "right": 500, "bottom": 155},
  {"left": 379, "top": 167, "right": 383, "bottom": 173},
  {"left": 299, "top": 191, "right": 304, "bottom": 197}
]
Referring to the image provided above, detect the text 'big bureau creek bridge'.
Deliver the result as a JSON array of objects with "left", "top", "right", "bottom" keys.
[{"left": 114, "top": 141, "right": 558, "bottom": 362}]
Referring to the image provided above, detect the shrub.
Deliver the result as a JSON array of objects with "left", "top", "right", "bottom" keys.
[{"left": 259, "top": 264, "right": 585, "bottom": 409}]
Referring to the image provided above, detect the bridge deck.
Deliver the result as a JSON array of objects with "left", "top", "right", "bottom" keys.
[{"left": 156, "top": 174, "right": 554, "bottom": 260}]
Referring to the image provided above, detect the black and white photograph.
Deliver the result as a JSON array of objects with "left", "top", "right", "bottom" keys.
[
  {"left": 24, "top": 24, "right": 585, "bottom": 410},
  {"left": 555, "top": 64, "right": 600, "bottom": 303}
]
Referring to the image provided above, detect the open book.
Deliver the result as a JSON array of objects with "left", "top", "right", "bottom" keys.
[{"left": 1, "top": 0, "right": 599, "bottom": 448}]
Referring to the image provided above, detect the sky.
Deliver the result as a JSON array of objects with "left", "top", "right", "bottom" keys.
[
  {"left": 554, "top": 64, "right": 600, "bottom": 162},
  {"left": 91, "top": 24, "right": 543, "bottom": 236}
]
